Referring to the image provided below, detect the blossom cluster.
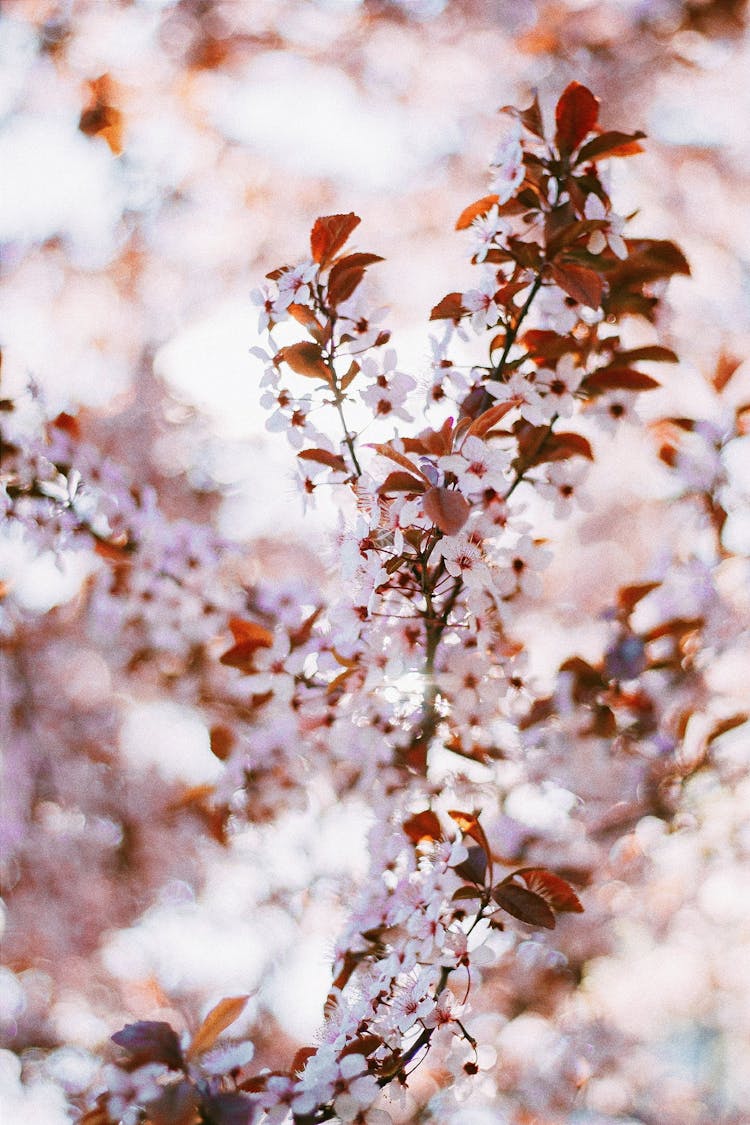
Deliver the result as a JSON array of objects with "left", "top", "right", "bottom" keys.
[{"left": 81, "top": 83, "right": 712, "bottom": 1125}]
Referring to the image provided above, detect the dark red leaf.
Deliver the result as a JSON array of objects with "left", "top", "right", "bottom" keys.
[
  {"left": 550, "top": 263, "right": 603, "bottom": 309},
  {"left": 403, "top": 810, "right": 444, "bottom": 844},
  {"left": 576, "top": 130, "right": 646, "bottom": 163},
  {"left": 276, "top": 342, "right": 332, "bottom": 384},
  {"left": 510, "top": 868, "right": 584, "bottom": 913},
  {"left": 327, "top": 252, "right": 383, "bottom": 306},
  {"left": 492, "top": 882, "right": 556, "bottom": 928},
  {"left": 617, "top": 581, "right": 660, "bottom": 618},
  {"left": 423, "top": 487, "right": 471, "bottom": 535},
  {"left": 298, "top": 448, "right": 349, "bottom": 472},
  {"left": 613, "top": 346, "right": 678, "bottom": 364},
  {"left": 146, "top": 1081, "right": 198, "bottom": 1125},
  {"left": 519, "top": 93, "right": 545, "bottom": 138},
  {"left": 310, "top": 213, "right": 360, "bottom": 267},
  {"left": 453, "top": 845, "right": 488, "bottom": 885},
  {"left": 585, "top": 367, "right": 661, "bottom": 394},
  {"left": 201, "top": 1092, "right": 256, "bottom": 1125},
  {"left": 378, "top": 471, "right": 428, "bottom": 494},
  {"left": 430, "top": 292, "right": 466, "bottom": 322},
  {"left": 111, "top": 1021, "right": 184, "bottom": 1070},
  {"left": 528, "top": 431, "right": 594, "bottom": 466},
  {"left": 340, "top": 1035, "right": 383, "bottom": 1059},
  {"left": 555, "top": 82, "right": 599, "bottom": 155}
]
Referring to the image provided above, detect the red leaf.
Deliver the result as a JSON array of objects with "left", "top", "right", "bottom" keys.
[
  {"left": 455, "top": 194, "right": 500, "bottom": 231},
  {"left": 200, "top": 1092, "right": 255, "bottom": 1125},
  {"left": 369, "top": 443, "right": 430, "bottom": 482},
  {"left": 550, "top": 262, "right": 603, "bottom": 309},
  {"left": 209, "top": 725, "right": 235, "bottom": 761},
  {"left": 277, "top": 342, "right": 332, "bottom": 384},
  {"left": 519, "top": 93, "right": 545, "bottom": 138},
  {"left": 466, "top": 400, "right": 521, "bottom": 438},
  {"left": 492, "top": 882, "right": 556, "bottom": 928},
  {"left": 430, "top": 292, "right": 466, "bottom": 321},
  {"left": 378, "top": 471, "right": 427, "bottom": 494},
  {"left": 340, "top": 1035, "right": 383, "bottom": 1059},
  {"left": 188, "top": 995, "right": 249, "bottom": 1059},
  {"left": 713, "top": 352, "right": 742, "bottom": 393},
  {"left": 310, "top": 213, "right": 360, "bottom": 267},
  {"left": 146, "top": 1081, "right": 199, "bottom": 1125},
  {"left": 327, "top": 252, "right": 383, "bottom": 306},
  {"left": 287, "top": 303, "right": 325, "bottom": 342},
  {"left": 555, "top": 82, "right": 599, "bottom": 155},
  {"left": 220, "top": 619, "right": 273, "bottom": 670},
  {"left": 453, "top": 845, "right": 488, "bottom": 885},
  {"left": 706, "top": 714, "right": 748, "bottom": 744},
  {"left": 423, "top": 487, "right": 471, "bottom": 535},
  {"left": 576, "top": 130, "right": 646, "bottom": 163},
  {"left": 617, "top": 581, "right": 660, "bottom": 618},
  {"left": 528, "top": 432, "right": 594, "bottom": 466},
  {"left": 111, "top": 1021, "right": 184, "bottom": 1070},
  {"left": 298, "top": 448, "right": 349, "bottom": 472},
  {"left": 448, "top": 810, "right": 491, "bottom": 860},
  {"left": 614, "top": 345, "right": 678, "bottom": 364},
  {"left": 403, "top": 810, "right": 444, "bottom": 844},
  {"left": 585, "top": 367, "right": 661, "bottom": 394},
  {"left": 292, "top": 1046, "right": 318, "bottom": 1075},
  {"left": 510, "top": 868, "right": 584, "bottom": 913}
]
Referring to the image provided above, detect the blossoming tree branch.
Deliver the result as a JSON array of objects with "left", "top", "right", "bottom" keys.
[{"left": 11, "top": 81, "right": 735, "bottom": 1125}]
